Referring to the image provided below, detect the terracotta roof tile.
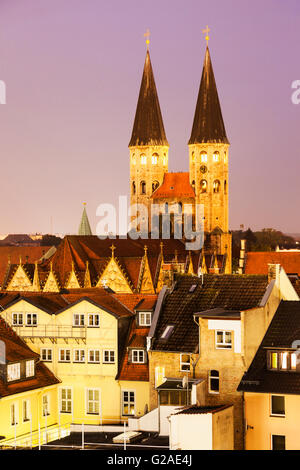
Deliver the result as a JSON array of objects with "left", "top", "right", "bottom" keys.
[
  {"left": 245, "top": 252, "right": 300, "bottom": 276},
  {"left": 152, "top": 173, "right": 195, "bottom": 199}
]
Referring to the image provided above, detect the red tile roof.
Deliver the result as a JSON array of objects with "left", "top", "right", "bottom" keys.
[
  {"left": 117, "top": 320, "right": 149, "bottom": 382},
  {"left": 151, "top": 172, "right": 195, "bottom": 199},
  {"left": 245, "top": 252, "right": 300, "bottom": 275}
]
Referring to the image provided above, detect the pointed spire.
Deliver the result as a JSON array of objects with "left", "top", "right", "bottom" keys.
[
  {"left": 188, "top": 46, "right": 229, "bottom": 145},
  {"left": 129, "top": 49, "right": 168, "bottom": 147},
  {"left": 78, "top": 203, "right": 93, "bottom": 236},
  {"left": 84, "top": 261, "right": 92, "bottom": 288}
]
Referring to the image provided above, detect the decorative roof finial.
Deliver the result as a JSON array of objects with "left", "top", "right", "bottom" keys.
[
  {"left": 202, "top": 25, "right": 210, "bottom": 46},
  {"left": 144, "top": 29, "right": 150, "bottom": 50},
  {"left": 110, "top": 244, "right": 116, "bottom": 258}
]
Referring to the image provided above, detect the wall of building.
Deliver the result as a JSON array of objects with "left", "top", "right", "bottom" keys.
[
  {"left": 169, "top": 413, "right": 213, "bottom": 450},
  {"left": 212, "top": 406, "right": 234, "bottom": 450}
]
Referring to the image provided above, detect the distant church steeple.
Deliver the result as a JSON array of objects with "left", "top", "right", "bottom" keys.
[
  {"left": 129, "top": 36, "right": 169, "bottom": 228},
  {"left": 78, "top": 203, "right": 92, "bottom": 236},
  {"left": 188, "top": 46, "right": 229, "bottom": 145}
]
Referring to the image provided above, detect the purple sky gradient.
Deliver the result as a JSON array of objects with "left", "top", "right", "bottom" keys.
[{"left": 0, "top": 0, "right": 299, "bottom": 235}]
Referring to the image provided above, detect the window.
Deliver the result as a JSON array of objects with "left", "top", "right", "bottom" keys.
[
  {"left": 7, "top": 363, "right": 20, "bottom": 382},
  {"left": 268, "top": 351, "right": 298, "bottom": 371},
  {"left": 132, "top": 181, "right": 136, "bottom": 195},
  {"left": 60, "top": 388, "right": 72, "bottom": 414},
  {"left": 180, "top": 354, "right": 191, "bottom": 372},
  {"left": 59, "top": 349, "right": 71, "bottom": 362},
  {"left": 163, "top": 155, "right": 167, "bottom": 166},
  {"left": 138, "top": 312, "right": 152, "bottom": 326},
  {"left": 271, "top": 395, "right": 285, "bottom": 417},
  {"left": 140, "top": 181, "right": 146, "bottom": 194},
  {"left": 74, "top": 349, "right": 85, "bottom": 363},
  {"left": 152, "top": 153, "right": 158, "bottom": 165},
  {"left": 87, "top": 313, "right": 100, "bottom": 327},
  {"left": 122, "top": 391, "right": 135, "bottom": 416},
  {"left": 103, "top": 350, "right": 115, "bottom": 363},
  {"left": 272, "top": 435, "right": 285, "bottom": 450},
  {"left": 216, "top": 330, "right": 232, "bottom": 349},
  {"left": 140, "top": 154, "right": 147, "bottom": 165},
  {"left": 12, "top": 313, "right": 23, "bottom": 326},
  {"left": 41, "top": 349, "right": 52, "bottom": 362},
  {"left": 88, "top": 349, "right": 100, "bottom": 363},
  {"left": 132, "top": 349, "right": 145, "bottom": 364},
  {"left": 42, "top": 394, "right": 50, "bottom": 416},
  {"left": 131, "top": 154, "right": 136, "bottom": 165},
  {"left": 200, "top": 180, "right": 207, "bottom": 193},
  {"left": 160, "top": 390, "right": 191, "bottom": 406},
  {"left": 11, "top": 403, "right": 18, "bottom": 426},
  {"left": 213, "top": 180, "right": 221, "bottom": 193},
  {"left": 161, "top": 325, "right": 174, "bottom": 340},
  {"left": 224, "top": 151, "right": 227, "bottom": 163},
  {"left": 200, "top": 152, "right": 208, "bottom": 163},
  {"left": 213, "top": 151, "right": 220, "bottom": 162},
  {"left": 26, "top": 313, "right": 37, "bottom": 327},
  {"left": 73, "top": 314, "right": 85, "bottom": 327},
  {"left": 209, "top": 370, "right": 220, "bottom": 393},
  {"left": 86, "top": 389, "right": 100, "bottom": 415},
  {"left": 191, "top": 152, "right": 196, "bottom": 163},
  {"left": 26, "top": 360, "right": 35, "bottom": 378},
  {"left": 152, "top": 181, "right": 159, "bottom": 192},
  {"left": 23, "top": 400, "right": 30, "bottom": 422}
]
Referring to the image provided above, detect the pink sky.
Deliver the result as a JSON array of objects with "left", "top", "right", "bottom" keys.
[{"left": 0, "top": 0, "right": 299, "bottom": 235}]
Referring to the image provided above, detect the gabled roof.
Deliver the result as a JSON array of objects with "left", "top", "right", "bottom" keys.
[
  {"left": 129, "top": 50, "right": 168, "bottom": 147},
  {"left": 245, "top": 252, "right": 300, "bottom": 276},
  {"left": 188, "top": 47, "right": 229, "bottom": 145},
  {"left": 151, "top": 274, "right": 269, "bottom": 353},
  {"left": 151, "top": 173, "right": 195, "bottom": 199},
  {"left": 238, "top": 301, "right": 300, "bottom": 395}
]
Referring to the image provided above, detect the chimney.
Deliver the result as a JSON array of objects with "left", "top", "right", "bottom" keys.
[{"left": 268, "top": 263, "right": 281, "bottom": 283}]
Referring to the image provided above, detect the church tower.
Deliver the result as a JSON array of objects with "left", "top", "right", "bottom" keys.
[
  {"left": 129, "top": 41, "right": 169, "bottom": 227},
  {"left": 188, "top": 42, "right": 231, "bottom": 270}
]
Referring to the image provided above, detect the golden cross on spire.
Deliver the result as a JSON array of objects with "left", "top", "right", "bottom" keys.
[
  {"left": 110, "top": 243, "right": 116, "bottom": 258},
  {"left": 144, "top": 29, "right": 150, "bottom": 49},
  {"left": 202, "top": 25, "right": 210, "bottom": 45}
]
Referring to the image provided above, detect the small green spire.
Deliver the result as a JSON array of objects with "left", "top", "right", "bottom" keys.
[{"left": 78, "top": 203, "right": 93, "bottom": 236}]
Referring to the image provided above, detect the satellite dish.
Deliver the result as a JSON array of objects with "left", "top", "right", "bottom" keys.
[
  {"left": 0, "top": 340, "right": 6, "bottom": 365},
  {"left": 182, "top": 375, "right": 188, "bottom": 389}
]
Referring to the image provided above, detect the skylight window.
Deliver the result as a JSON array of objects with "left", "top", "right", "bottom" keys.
[
  {"left": 161, "top": 325, "right": 174, "bottom": 340},
  {"left": 189, "top": 284, "right": 197, "bottom": 293}
]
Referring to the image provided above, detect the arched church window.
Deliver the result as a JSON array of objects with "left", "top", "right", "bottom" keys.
[
  {"left": 140, "top": 154, "right": 147, "bottom": 165},
  {"left": 224, "top": 180, "right": 227, "bottom": 194},
  {"left": 213, "top": 151, "right": 220, "bottom": 162},
  {"left": 140, "top": 181, "right": 146, "bottom": 194},
  {"left": 224, "top": 151, "right": 227, "bottom": 163},
  {"left": 213, "top": 180, "right": 221, "bottom": 193},
  {"left": 192, "top": 152, "right": 196, "bottom": 163},
  {"left": 152, "top": 180, "right": 159, "bottom": 192},
  {"left": 132, "top": 181, "right": 136, "bottom": 195},
  {"left": 200, "top": 180, "right": 207, "bottom": 193},
  {"left": 152, "top": 153, "right": 158, "bottom": 165},
  {"left": 192, "top": 180, "right": 195, "bottom": 190},
  {"left": 132, "top": 154, "right": 136, "bottom": 165},
  {"left": 163, "top": 153, "right": 167, "bottom": 166},
  {"left": 200, "top": 152, "right": 208, "bottom": 163}
]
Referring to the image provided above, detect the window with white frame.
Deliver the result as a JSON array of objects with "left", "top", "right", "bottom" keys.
[
  {"left": 26, "top": 313, "right": 37, "bottom": 327},
  {"left": 209, "top": 370, "right": 220, "bottom": 394},
  {"left": 215, "top": 330, "right": 232, "bottom": 349},
  {"left": 138, "top": 312, "right": 152, "bottom": 326},
  {"left": 23, "top": 400, "right": 30, "bottom": 422},
  {"left": 59, "top": 349, "right": 70, "bottom": 362},
  {"left": 86, "top": 389, "right": 100, "bottom": 415},
  {"left": 7, "top": 363, "right": 20, "bottom": 382},
  {"left": 60, "top": 388, "right": 72, "bottom": 414},
  {"left": 87, "top": 313, "right": 100, "bottom": 327},
  {"left": 42, "top": 394, "right": 50, "bottom": 416},
  {"left": 180, "top": 354, "right": 191, "bottom": 372},
  {"left": 73, "top": 349, "right": 85, "bottom": 363},
  {"left": 103, "top": 350, "right": 115, "bottom": 363},
  {"left": 26, "top": 360, "right": 35, "bottom": 377},
  {"left": 12, "top": 313, "right": 23, "bottom": 326},
  {"left": 41, "top": 348, "right": 52, "bottom": 362},
  {"left": 11, "top": 403, "right": 18, "bottom": 426},
  {"left": 88, "top": 350, "right": 100, "bottom": 363},
  {"left": 73, "top": 313, "right": 85, "bottom": 327},
  {"left": 122, "top": 390, "right": 135, "bottom": 416},
  {"left": 131, "top": 349, "right": 145, "bottom": 364}
]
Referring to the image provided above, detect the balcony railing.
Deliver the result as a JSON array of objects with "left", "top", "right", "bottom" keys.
[{"left": 11, "top": 325, "right": 87, "bottom": 340}]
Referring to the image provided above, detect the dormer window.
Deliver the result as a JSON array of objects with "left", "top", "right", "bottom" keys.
[
  {"left": 26, "top": 360, "right": 35, "bottom": 378},
  {"left": 7, "top": 363, "right": 20, "bottom": 382},
  {"left": 131, "top": 349, "right": 146, "bottom": 364},
  {"left": 138, "top": 312, "right": 152, "bottom": 327},
  {"left": 268, "top": 350, "right": 297, "bottom": 371}
]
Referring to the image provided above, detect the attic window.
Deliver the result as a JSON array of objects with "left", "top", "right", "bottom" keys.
[
  {"left": 161, "top": 325, "right": 174, "bottom": 340},
  {"left": 189, "top": 284, "right": 197, "bottom": 293},
  {"left": 7, "top": 363, "right": 20, "bottom": 382},
  {"left": 268, "top": 351, "right": 297, "bottom": 371}
]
